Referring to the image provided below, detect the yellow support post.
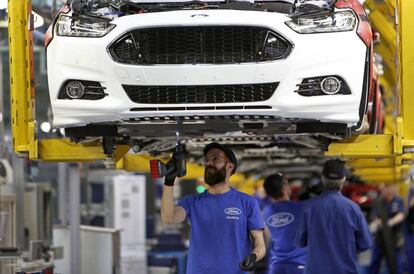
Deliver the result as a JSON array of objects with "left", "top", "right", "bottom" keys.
[
  {"left": 7, "top": 0, "right": 122, "bottom": 162},
  {"left": 8, "top": 0, "right": 38, "bottom": 159},
  {"left": 399, "top": 0, "right": 414, "bottom": 142}
]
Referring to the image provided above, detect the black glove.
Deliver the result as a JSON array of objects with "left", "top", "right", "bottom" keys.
[
  {"left": 164, "top": 158, "right": 178, "bottom": 186},
  {"left": 239, "top": 253, "right": 257, "bottom": 271}
]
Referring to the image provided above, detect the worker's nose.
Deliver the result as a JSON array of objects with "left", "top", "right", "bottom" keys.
[{"left": 203, "top": 161, "right": 211, "bottom": 167}]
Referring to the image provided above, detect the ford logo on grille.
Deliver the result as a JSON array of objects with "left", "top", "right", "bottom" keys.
[
  {"left": 267, "top": 213, "right": 294, "bottom": 227},
  {"left": 191, "top": 14, "right": 209, "bottom": 17},
  {"left": 225, "top": 207, "right": 242, "bottom": 215}
]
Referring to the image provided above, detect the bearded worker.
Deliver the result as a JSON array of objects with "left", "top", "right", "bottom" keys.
[{"left": 160, "top": 142, "right": 266, "bottom": 274}]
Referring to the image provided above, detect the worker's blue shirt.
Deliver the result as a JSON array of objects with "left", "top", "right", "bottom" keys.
[
  {"left": 178, "top": 187, "right": 264, "bottom": 274},
  {"left": 371, "top": 196, "right": 404, "bottom": 219},
  {"left": 263, "top": 201, "right": 306, "bottom": 267},
  {"left": 371, "top": 196, "right": 405, "bottom": 235},
  {"left": 254, "top": 194, "right": 273, "bottom": 210},
  {"left": 294, "top": 191, "right": 373, "bottom": 274}
]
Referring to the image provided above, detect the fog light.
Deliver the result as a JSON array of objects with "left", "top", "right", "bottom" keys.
[
  {"left": 321, "top": 77, "right": 341, "bottom": 95},
  {"left": 65, "top": 81, "right": 85, "bottom": 99}
]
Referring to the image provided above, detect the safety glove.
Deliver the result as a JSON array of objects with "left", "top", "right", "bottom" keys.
[
  {"left": 164, "top": 158, "right": 178, "bottom": 186},
  {"left": 239, "top": 253, "right": 257, "bottom": 271},
  {"left": 162, "top": 143, "right": 187, "bottom": 186}
]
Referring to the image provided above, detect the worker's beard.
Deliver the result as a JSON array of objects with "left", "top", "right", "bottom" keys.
[{"left": 204, "top": 165, "right": 227, "bottom": 186}]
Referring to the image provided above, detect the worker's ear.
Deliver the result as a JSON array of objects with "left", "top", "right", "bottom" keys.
[{"left": 227, "top": 162, "right": 234, "bottom": 174}]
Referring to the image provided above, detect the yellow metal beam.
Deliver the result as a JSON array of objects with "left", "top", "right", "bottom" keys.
[
  {"left": 375, "top": 43, "right": 397, "bottom": 84},
  {"left": 364, "top": 177, "right": 401, "bottom": 184},
  {"left": 352, "top": 165, "right": 409, "bottom": 177},
  {"left": 326, "top": 134, "right": 394, "bottom": 157},
  {"left": 365, "top": 0, "right": 395, "bottom": 16},
  {"left": 384, "top": 0, "right": 396, "bottom": 12},
  {"left": 119, "top": 154, "right": 206, "bottom": 179},
  {"left": 346, "top": 157, "right": 400, "bottom": 169},
  {"left": 119, "top": 154, "right": 152, "bottom": 173},
  {"left": 8, "top": 0, "right": 38, "bottom": 159},
  {"left": 39, "top": 139, "right": 129, "bottom": 162},
  {"left": 369, "top": 9, "right": 396, "bottom": 52},
  {"left": 358, "top": 172, "right": 402, "bottom": 182}
]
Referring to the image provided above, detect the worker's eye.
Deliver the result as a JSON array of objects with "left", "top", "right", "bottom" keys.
[{"left": 203, "top": 156, "right": 225, "bottom": 165}]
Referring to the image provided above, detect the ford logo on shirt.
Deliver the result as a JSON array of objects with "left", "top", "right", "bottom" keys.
[
  {"left": 225, "top": 207, "right": 242, "bottom": 215},
  {"left": 267, "top": 213, "right": 294, "bottom": 227}
]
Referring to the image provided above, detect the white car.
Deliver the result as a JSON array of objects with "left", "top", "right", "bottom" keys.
[{"left": 46, "top": 0, "right": 374, "bottom": 141}]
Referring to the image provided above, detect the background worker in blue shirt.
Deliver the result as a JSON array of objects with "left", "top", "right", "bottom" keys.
[
  {"left": 160, "top": 142, "right": 266, "bottom": 274},
  {"left": 405, "top": 193, "right": 414, "bottom": 274},
  {"left": 263, "top": 173, "right": 306, "bottom": 274},
  {"left": 368, "top": 184, "right": 405, "bottom": 274},
  {"left": 295, "top": 159, "right": 373, "bottom": 274}
]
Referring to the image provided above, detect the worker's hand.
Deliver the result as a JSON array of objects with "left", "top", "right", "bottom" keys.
[
  {"left": 369, "top": 219, "right": 381, "bottom": 233},
  {"left": 172, "top": 149, "right": 186, "bottom": 178},
  {"left": 164, "top": 158, "right": 178, "bottom": 186},
  {"left": 239, "top": 253, "right": 257, "bottom": 271}
]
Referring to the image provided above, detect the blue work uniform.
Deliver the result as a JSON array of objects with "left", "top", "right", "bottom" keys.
[
  {"left": 263, "top": 201, "right": 306, "bottom": 274},
  {"left": 368, "top": 196, "right": 405, "bottom": 274},
  {"left": 178, "top": 187, "right": 265, "bottom": 274},
  {"left": 406, "top": 190, "right": 414, "bottom": 274},
  {"left": 254, "top": 194, "right": 273, "bottom": 210},
  {"left": 295, "top": 191, "right": 373, "bottom": 274}
]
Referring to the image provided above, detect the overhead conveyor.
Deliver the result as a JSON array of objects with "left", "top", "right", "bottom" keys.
[
  {"left": 7, "top": 0, "right": 130, "bottom": 162},
  {"left": 326, "top": 0, "right": 414, "bottom": 187},
  {"left": 7, "top": 0, "right": 414, "bottom": 187}
]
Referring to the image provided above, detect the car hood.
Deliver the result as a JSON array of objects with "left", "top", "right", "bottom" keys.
[{"left": 123, "top": 0, "right": 294, "bottom": 3}]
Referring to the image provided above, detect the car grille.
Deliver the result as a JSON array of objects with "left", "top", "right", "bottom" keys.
[
  {"left": 123, "top": 83, "right": 278, "bottom": 104},
  {"left": 109, "top": 26, "right": 291, "bottom": 64}
]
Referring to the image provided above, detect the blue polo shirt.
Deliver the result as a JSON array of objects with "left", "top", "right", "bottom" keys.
[
  {"left": 263, "top": 201, "right": 306, "bottom": 266},
  {"left": 294, "top": 191, "right": 373, "bottom": 274},
  {"left": 371, "top": 196, "right": 405, "bottom": 235},
  {"left": 178, "top": 187, "right": 265, "bottom": 274}
]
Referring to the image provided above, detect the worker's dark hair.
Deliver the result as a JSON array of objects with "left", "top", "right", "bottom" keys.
[
  {"left": 204, "top": 143, "right": 237, "bottom": 175},
  {"left": 263, "top": 173, "right": 286, "bottom": 199}
]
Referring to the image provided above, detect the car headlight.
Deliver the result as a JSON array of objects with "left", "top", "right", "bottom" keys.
[
  {"left": 56, "top": 14, "right": 115, "bottom": 37},
  {"left": 285, "top": 10, "right": 357, "bottom": 34}
]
